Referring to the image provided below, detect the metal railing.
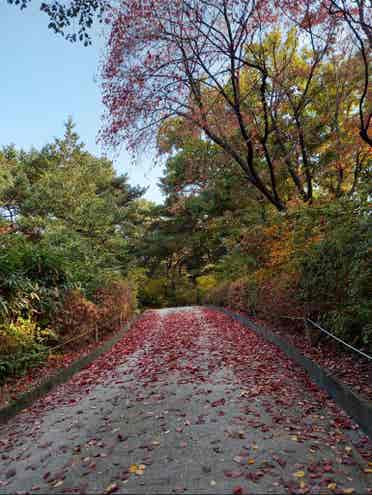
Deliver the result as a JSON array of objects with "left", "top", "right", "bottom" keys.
[
  {"left": 306, "top": 318, "right": 372, "bottom": 361},
  {"left": 281, "top": 315, "right": 372, "bottom": 361}
]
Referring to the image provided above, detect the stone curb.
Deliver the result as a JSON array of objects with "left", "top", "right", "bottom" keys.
[
  {"left": 210, "top": 306, "right": 372, "bottom": 439},
  {"left": 0, "top": 314, "right": 141, "bottom": 425}
]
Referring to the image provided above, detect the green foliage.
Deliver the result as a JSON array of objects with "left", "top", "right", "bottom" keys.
[
  {"left": 0, "top": 234, "right": 72, "bottom": 323},
  {"left": 0, "top": 349, "right": 48, "bottom": 384},
  {"left": 0, "top": 120, "right": 141, "bottom": 381},
  {"left": 196, "top": 275, "right": 218, "bottom": 299},
  {"left": 298, "top": 211, "right": 371, "bottom": 348},
  {"left": 173, "top": 279, "right": 197, "bottom": 307},
  {"left": 0, "top": 317, "right": 49, "bottom": 383},
  {"left": 214, "top": 251, "right": 256, "bottom": 282},
  {"left": 139, "top": 278, "right": 168, "bottom": 308},
  {"left": 204, "top": 201, "right": 371, "bottom": 349}
]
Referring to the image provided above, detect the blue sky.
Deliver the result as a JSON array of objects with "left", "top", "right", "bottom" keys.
[{"left": 0, "top": 2, "right": 164, "bottom": 203}]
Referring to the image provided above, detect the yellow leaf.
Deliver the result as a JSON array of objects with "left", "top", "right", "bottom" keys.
[
  {"left": 247, "top": 458, "right": 255, "bottom": 465},
  {"left": 328, "top": 483, "right": 337, "bottom": 490},
  {"left": 291, "top": 435, "right": 298, "bottom": 442},
  {"left": 300, "top": 481, "right": 306, "bottom": 489},
  {"left": 342, "top": 489, "right": 354, "bottom": 494},
  {"left": 104, "top": 482, "right": 118, "bottom": 494},
  {"left": 129, "top": 464, "right": 138, "bottom": 473},
  {"left": 293, "top": 470, "right": 305, "bottom": 478}
]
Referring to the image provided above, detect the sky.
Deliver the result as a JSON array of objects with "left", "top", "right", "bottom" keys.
[{"left": 0, "top": 2, "right": 164, "bottom": 203}]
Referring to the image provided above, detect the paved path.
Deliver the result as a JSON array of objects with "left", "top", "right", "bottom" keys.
[{"left": 0, "top": 308, "right": 370, "bottom": 494}]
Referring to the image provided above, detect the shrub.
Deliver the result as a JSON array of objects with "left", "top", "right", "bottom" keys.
[
  {"left": 204, "top": 281, "right": 230, "bottom": 307},
  {"left": 94, "top": 280, "right": 135, "bottom": 334},
  {"left": 54, "top": 281, "right": 136, "bottom": 346},
  {"left": 0, "top": 235, "right": 71, "bottom": 323},
  {"left": 54, "top": 289, "right": 99, "bottom": 344},
  {"left": 227, "top": 278, "right": 256, "bottom": 313},
  {"left": 0, "top": 317, "right": 39, "bottom": 354},
  {"left": 297, "top": 217, "right": 371, "bottom": 348},
  {"left": 139, "top": 277, "right": 168, "bottom": 308},
  {"left": 173, "top": 282, "right": 197, "bottom": 306},
  {"left": 206, "top": 277, "right": 258, "bottom": 314},
  {"left": 0, "top": 317, "right": 49, "bottom": 382},
  {"left": 196, "top": 275, "right": 218, "bottom": 301},
  {"left": 205, "top": 203, "right": 371, "bottom": 349}
]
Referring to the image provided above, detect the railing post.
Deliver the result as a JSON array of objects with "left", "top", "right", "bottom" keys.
[{"left": 305, "top": 318, "right": 322, "bottom": 346}]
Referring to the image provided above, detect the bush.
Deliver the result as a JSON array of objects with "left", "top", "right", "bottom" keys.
[
  {"left": 204, "top": 281, "right": 229, "bottom": 307},
  {"left": 138, "top": 278, "right": 168, "bottom": 308},
  {"left": 0, "top": 317, "right": 49, "bottom": 382},
  {"left": 298, "top": 217, "right": 371, "bottom": 348},
  {"left": 94, "top": 280, "right": 135, "bottom": 334},
  {"left": 54, "top": 281, "right": 136, "bottom": 346},
  {"left": 0, "top": 235, "right": 71, "bottom": 323},
  {"left": 173, "top": 282, "right": 197, "bottom": 306},
  {"left": 227, "top": 277, "right": 258, "bottom": 314},
  {"left": 196, "top": 275, "right": 217, "bottom": 301},
  {"left": 206, "top": 277, "right": 258, "bottom": 314},
  {"left": 205, "top": 203, "right": 371, "bottom": 349},
  {"left": 0, "top": 317, "right": 39, "bottom": 354},
  {"left": 54, "top": 289, "right": 99, "bottom": 343}
]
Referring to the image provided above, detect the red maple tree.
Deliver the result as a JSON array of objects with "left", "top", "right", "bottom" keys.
[{"left": 100, "top": 0, "right": 369, "bottom": 210}]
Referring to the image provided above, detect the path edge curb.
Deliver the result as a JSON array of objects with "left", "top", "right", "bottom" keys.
[
  {"left": 0, "top": 313, "right": 142, "bottom": 425},
  {"left": 209, "top": 306, "right": 372, "bottom": 438}
]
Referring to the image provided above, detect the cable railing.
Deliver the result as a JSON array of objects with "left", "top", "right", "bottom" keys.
[
  {"left": 306, "top": 318, "right": 372, "bottom": 361},
  {"left": 11, "top": 316, "right": 129, "bottom": 362},
  {"left": 281, "top": 315, "right": 372, "bottom": 361},
  {"left": 47, "top": 326, "right": 100, "bottom": 354}
]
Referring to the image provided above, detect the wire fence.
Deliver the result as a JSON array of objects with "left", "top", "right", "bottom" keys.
[
  {"left": 6, "top": 326, "right": 103, "bottom": 363},
  {"left": 0, "top": 317, "right": 135, "bottom": 382},
  {"left": 306, "top": 318, "right": 372, "bottom": 361},
  {"left": 281, "top": 315, "right": 372, "bottom": 361},
  {"left": 43, "top": 312, "right": 132, "bottom": 355},
  {"left": 47, "top": 326, "right": 99, "bottom": 354}
]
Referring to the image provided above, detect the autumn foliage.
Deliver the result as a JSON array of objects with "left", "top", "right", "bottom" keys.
[
  {"left": 55, "top": 281, "right": 135, "bottom": 345},
  {"left": 101, "top": 0, "right": 370, "bottom": 211},
  {"left": 1, "top": 0, "right": 371, "bottom": 388},
  {"left": 93, "top": 281, "right": 136, "bottom": 334},
  {"left": 54, "top": 290, "right": 99, "bottom": 342},
  {"left": 205, "top": 202, "right": 371, "bottom": 348}
]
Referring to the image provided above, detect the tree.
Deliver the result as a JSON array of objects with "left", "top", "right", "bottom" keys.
[
  {"left": 9, "top": 0, "right": 370, "bottom": 153},
  {"left": 329, "top": 0, "right": 371, "bottom": 146},
  {"left": 0, "top": 119, "right": 145, "bottom": 290},
  {"left": 157, "top": 31, "right": 369, "bottom": 205},
  {"left": 284, "top": 0, "right": 371, "bottom": 146},
  {"left": 7, "top": 0, "right": 108, "bottom": 45},
  {"left": 100, "top": 0, "right": 368, "bottom": 211}
]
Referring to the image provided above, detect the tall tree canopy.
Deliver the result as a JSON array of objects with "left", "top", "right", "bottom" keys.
[
  {"left": 99, "top": 0, "right": 370, "bottom": 210},
  {"left": 0, "top": 119, "right": 145, "bottom": 292},
  {"left": 8, "top": 0, "right": 371, "bottom": 157}
]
